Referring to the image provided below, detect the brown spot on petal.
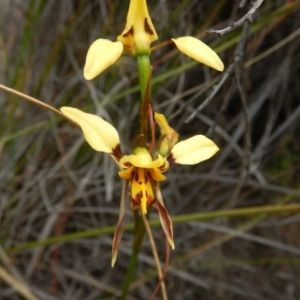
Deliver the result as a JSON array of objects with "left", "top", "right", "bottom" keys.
[
  {"left": 158, "top": 163, "right": 165, "bottom": 170},
  {"left": 132, "top": 192, "right": 141, "bottom": 205},
  {"left": 122, "top": 27, "right": 134, "bottom": 37},
  {"left": 112, "top": 144, "right": 124, "bottom": 160},
  {"left": 147, "top": 194, "right": 155, "bottom": 206},
  {"left": 145, "top": 172, "right": 149, "bottom": 183},
  {"left": 135, "top": 172, "right": 139, "bottom": 182},
  {"left": 144, "top": 18, "right": 154, "bottom": 35}
]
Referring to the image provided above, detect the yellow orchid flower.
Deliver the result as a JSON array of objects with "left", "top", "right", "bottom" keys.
[
  {"left": 84, "top": 0, "right": 157, "bottom": 80},
  {"left": 60, "top": 106, "right": 219, "bottom": 266},
  {"left": 84, "top": 0, "right": 224, "bottom": 80}
]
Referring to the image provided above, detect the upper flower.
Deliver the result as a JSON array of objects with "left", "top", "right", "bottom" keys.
[
  {"left": 84, "top": 0, "right": 224, "bottom": 80},
  {"left": 84, "top": 0, "right": 156, "bottom": 80}
]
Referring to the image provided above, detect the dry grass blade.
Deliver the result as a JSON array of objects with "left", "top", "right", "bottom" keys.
[{"left": 0, "top": 266, "right": 39, "bottom": 300}]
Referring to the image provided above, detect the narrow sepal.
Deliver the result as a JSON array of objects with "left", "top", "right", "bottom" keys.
[
  {"left": 155, "top": 183, "right": 174, "bottom": 249},
  {"left": 111, "top": 180, "right": 128, "bottom": 267},
  {"left": 154, "top": 112, "right": 179, "bottom": 157}
]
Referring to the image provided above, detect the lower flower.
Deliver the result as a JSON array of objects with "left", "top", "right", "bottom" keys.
[{"left": 60, "top": 107, "right": 219, "bottom": 266}]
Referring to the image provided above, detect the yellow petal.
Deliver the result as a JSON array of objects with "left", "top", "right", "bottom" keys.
[
  {"left": 84, "top": 39, "right": 123, "bottom": 80},
  {"left": 60, "top": 107, "right": 120, "bottom": 153},
  {"left": 117, "top": 0, "right": 157, "bottom": 55},
  {"left": 148, "top": 168, "right": 166, "bottom": 181},
  {"left": 171, "top": 37, "right": 224, "bottom": 71},
  {"left": 130, "top": 155, "right": 166, "bottom": 168},
  {"left": 154, "top": 112, "right": 179, "bottom": 156},
  {"left": 127, "top": 0, "right": 157, "bottom": 43},
  {"left": 170, "top": 135, "right": 219, "bottom": 165},
  {"left": 119, "top": 147, "right": 167, "bottom": 169},
  {"left": 118, "top": 166, "right": 134, "bottom": 180},
  {"left": 119, "top": 153, "right": 165, "bottom": 169},
  {"left": 131, "top": 168, "right": 155, "bottom": 214}
]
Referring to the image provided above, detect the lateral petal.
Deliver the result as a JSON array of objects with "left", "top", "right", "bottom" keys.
[
  {"left": 129, "top": 154, "right": 165, "bottom": 168},
  {"left": 111, "top": 180, "right": 127, "bottom": 267},
  {"left": 119, "top": 148, "right": 166, "bottom": 169},
  {"left": 170, "top": 135, "right": 219, "bottom": 165},
  {"left": 148, "top": 168, "right": 166, "bottom": 181},
  {"left": 155, "top": 183, "right": 174, "bottom": 249},
  {"left": 84, "top": 39, "right": 123, "bottom": 80},
  {"left": 118, "top": 166, "right": 134, "bottom": 180},
  {"left": 154, "top": 112, "right": 179, "bottom": 157},
  {"left": 60, "top": 107, "right": 120, "bottom": 154},
  {"left": 171, "top": 37, "right": 224, "bottom": 71}
]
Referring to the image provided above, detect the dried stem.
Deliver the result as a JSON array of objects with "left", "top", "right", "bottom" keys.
[
  {"left": 149, "top": 237, "right": 170, "bottom": 300},
  {"left": 207, "top": 0, "right": 264, "bottom": 36},
  {"left": 141, "top": 213, "right": 168, "bottom": 300},
  {"left": 0, "top": 266, "right": 39, "bottom": 300},
  {"left": 0, "top": 84, "right": 78, "bottom": 126}
]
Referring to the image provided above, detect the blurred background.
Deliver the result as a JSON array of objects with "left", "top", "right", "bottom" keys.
[{"left": 1, "top": 0, "right": 300, "bottom": 299}]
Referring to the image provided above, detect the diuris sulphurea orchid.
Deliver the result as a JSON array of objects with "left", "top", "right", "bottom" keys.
[
  {"left": 60, "top": 106, "right": 219, "bottom": 266},
  {"left": 84, "top": 0, "right": 224, "bottom": 80}
]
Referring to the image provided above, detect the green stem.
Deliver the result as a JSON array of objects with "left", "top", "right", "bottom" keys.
[
  {"left": 121, "top": 55, "right": 152, "bottom": 298},
  {"left": 121, "top": 210, "right": 146, "bottom": 299},
  {"left": 137, "top": 55, "right": 151, "bottom": 99},
  {"left": 136, "top": 55, "right": 152, "bottom": 147},
  {"left": 8, "top": 202, "right": 300, "bottom": 253}
]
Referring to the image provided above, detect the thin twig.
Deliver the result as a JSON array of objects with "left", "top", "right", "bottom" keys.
[
  {"left": 7, "top": 202, "right": 300, "bottom": 254},
  {"left": 0, "top": 84, "right": 62, "bottom": 116},
  {"left": 0, "top": 266, "right": 39, "bottom": 300},
  {"left": 185, "top": 19, "right": 251, "bottom": 124},
  {"left": 141, "top": 213, "right": 168, "bottom": 300},
  {"left": 227, "top": 21, "right": 252, "bottom": 206},
  {"left": 207, "top": 0, "right": 264, "bottom": 36},
  {"left": 0, "top": 84, "right": 77, "bottom": 125},
  {"left": 184, "top": 63, "right": 234, "bottom": 123},
  {"left": 149, "top": 236, "right": 170, "bottom": 300}
]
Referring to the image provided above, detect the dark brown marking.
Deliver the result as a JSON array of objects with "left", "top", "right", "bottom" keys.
[
  {"left": 122, "top": 27, "right": 134, "bottom": 37},
  {"left": 158, "top": 163, "right": 165, "bottom": 170},
  {"left": 144, "top": 18, "right": 154, "bottom": 35},
  {"left": 132, "top": 193, "right": 141, "bottom": 204},
  {"left": 167, "top": 153, "right": 176, "bottom": 165},
  {"left": 147, "top": 195, "right": 155, "bottom": 206},
  {"left": 112, "top": 144, "right": 124, "bottom": 160}
]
